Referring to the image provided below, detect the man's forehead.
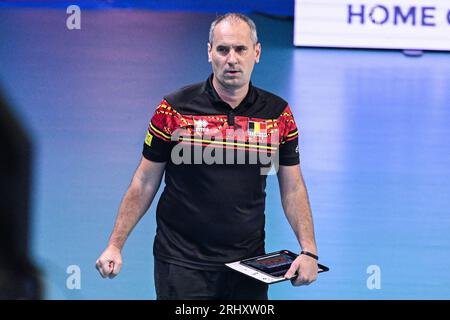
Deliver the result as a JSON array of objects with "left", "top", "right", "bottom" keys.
[{"left": 212, "top": 20, "right": 252, "bottom": 42}]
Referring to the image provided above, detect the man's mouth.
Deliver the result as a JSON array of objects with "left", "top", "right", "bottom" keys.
[{"left": 225, "top": 70, "right": 241, "bottom": 75}]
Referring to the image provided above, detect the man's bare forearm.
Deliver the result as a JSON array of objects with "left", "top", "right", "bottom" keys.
[
  {"left": 107, "top": 181, "right": 153, "bottom": 250},
  {"left": 281, "top": 179, "right": 317, "bottom": 254},
  {"left": 108, "top": 160, "right": 164, "bottom": 251}
]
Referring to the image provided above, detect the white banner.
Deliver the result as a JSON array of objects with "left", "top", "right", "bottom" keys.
[{"left": 294, "top": 0, "right": 450, "bottom": 51}]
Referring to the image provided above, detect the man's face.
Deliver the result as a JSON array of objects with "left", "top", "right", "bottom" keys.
[{"left": 208, "top": 20, "right": 261, "bottom": 90}]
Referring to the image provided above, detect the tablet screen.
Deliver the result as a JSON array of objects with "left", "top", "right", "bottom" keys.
[{"left": 241, "top": 251, "right": 296, "bottom": 277}]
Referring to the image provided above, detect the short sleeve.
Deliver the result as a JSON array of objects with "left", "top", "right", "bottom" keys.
[
  {"left": 278, "top": 105, "right": 300, "bottom": 166},
  {"left": 142, "top": 99, "right": 178, "bottom": 162}
]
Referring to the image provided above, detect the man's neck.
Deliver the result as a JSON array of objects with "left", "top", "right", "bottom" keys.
[{"left": 212, "top": 76, "right": 249, "bottom": 109}]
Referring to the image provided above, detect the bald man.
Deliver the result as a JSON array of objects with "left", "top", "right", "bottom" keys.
[{"left": 96, "top": 13, "right": 318, "bottom": 300}]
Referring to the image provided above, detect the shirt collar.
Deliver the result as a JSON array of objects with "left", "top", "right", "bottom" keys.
[{"left": 205, "top": 73, "right": 257, "bottom": 112}]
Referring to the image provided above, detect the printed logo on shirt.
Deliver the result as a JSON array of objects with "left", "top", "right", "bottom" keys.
[
  {"left": 145, "top": 132, "right": 153, "bottom": 146},
  {"left": 194, "top": 119, "right": 209, "bottom": 134},
  {"left": 248, "top": 121, "right": 268, "bottom": 138}
]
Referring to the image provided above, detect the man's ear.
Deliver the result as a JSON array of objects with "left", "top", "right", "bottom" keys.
[
  {"left": 207, "top": 42, "right": 212, "bottom": 63},
  {"left": 255, "top": 42, "right": 261, "bottom": 64}
]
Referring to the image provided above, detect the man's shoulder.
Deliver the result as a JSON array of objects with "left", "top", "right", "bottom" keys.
[
  {"left": 254, "top": 86, "right": 288, "bottom": 106},
  {"left": 163, "top": 81, "right": 206, "bottom": 109},
  {"left": 253, "top": 86, "right": 289, "bottom": 116}
]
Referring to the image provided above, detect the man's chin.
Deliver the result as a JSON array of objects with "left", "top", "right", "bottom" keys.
[{"left": 222, "top": 78, "right": 245, "bottom": 88}]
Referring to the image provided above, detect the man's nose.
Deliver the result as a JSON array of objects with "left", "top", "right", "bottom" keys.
[{"left": 227, "top": 49, "right": 238, "bottom": 64}]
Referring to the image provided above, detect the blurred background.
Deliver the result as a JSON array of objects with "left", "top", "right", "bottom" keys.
[{"left": 1, "top": 0, "right": 449, "bottom": 299}]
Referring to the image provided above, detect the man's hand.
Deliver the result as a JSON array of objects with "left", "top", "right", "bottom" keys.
[
  {"left": 95, "top": 245, "right": 122, "bottom": 279},
  {"left": 284, "top": 254, "right": 318, "bottom": 286}
]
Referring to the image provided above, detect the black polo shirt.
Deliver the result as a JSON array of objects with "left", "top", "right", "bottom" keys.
[{"left": 143, "top": 75, "right": 299, "bottom": 270}]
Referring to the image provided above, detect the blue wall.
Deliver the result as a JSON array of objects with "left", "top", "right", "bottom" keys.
[{"left": 0, "top": 0, "right": 294, "bottom": 16}]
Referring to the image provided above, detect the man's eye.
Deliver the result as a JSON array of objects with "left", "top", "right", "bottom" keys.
[
  {"left": 217, "top": 47, "right": 229, "bottom": 54},
  {"left": 235, "top": 47, "right": 247, "bottom": 53}
]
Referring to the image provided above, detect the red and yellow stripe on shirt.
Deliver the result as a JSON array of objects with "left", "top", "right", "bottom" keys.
[
  {"left": 146, "top": 101, "right": 298, "bottom": 152},
  {"left": 148, "top": 100, "right": 185, "bottom": 142},
  {"left": 278, "top": 105, "right": 299, "bottom": 144}
]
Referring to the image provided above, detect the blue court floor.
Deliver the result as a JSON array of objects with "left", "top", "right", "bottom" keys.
[{"left": 1, "top": 8, "right": 449, "bottom": 299}]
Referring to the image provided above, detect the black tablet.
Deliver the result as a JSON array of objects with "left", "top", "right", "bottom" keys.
[{"left": 226, "top": 250, "right": 329, "bottom": 284}]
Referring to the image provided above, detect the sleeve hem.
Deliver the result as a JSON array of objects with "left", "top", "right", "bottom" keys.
[
  {"left": 279, "top": 158, "right": 300, "bottom": 166},
  {"left": 142, "top": 145, "right": 169, "bottom": 163}
]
